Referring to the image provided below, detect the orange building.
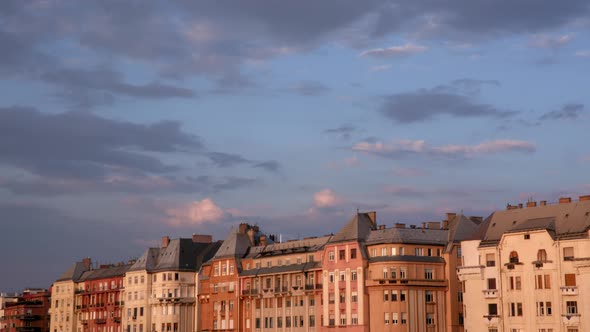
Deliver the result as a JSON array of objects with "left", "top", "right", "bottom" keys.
[{"left": 0, "top": 289, "right": 50, "bottom": 332}]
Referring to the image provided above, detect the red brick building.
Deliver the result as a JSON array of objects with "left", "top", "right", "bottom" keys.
[{"left": 1, "top": 289, "right": 50, "bottom": 332}]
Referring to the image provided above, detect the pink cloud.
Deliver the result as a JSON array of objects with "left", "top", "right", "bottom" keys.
[
  {"left": 165, "top": 198, "right": 225, "bottom": 227},
  {"left": 313, "top": 189, "right": 342, "bottom": 208}
]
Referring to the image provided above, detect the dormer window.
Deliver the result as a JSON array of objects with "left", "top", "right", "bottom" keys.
[{"left": 509, "top": 251, "right": 519, "bottom": 263}]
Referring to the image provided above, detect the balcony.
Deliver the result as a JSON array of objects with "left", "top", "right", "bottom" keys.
[
  {"left": 562, "top": 313, "right": 581, "bottom": 325},
  {"left": 483, "top": 289, "right": 499, "bottom": 299},
  {"left": 456, "top": 265, "right": 483, "bottom": 281},
  {"left": 241, "top": 289, "right": 259, "bottom": 296},
  {"left": 483, "top": 315, "right": 499, "bottom": 326},
  {"left": 17, "top": 315, "right": 41, "bottom": 321},
  {"left": 560, "top": 286, "right": 578, "bottom": 296},
  {"left": 95, "top": 318, "right": 107, "bottom": 324}
]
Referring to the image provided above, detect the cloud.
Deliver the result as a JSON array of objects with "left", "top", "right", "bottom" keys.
[
  {"left": 539, "top": 103, "right": 584, "bottom": 121},
  {"left": 252, "top": 160, "right": 281, "bottom": 173},
  {"left": 370, "top": 64, "right": 392, "bottom": 72},
  {"left": 313, "top": 189, "right": 342, "bottom": 208},
  {"left": 379, "top": 80, "right": 513, "bottom": 123},
  {"left": 291, "top": 81, "right": 331, "bottom": 97},
  {"left": 529, "top": 34, "right": 573, "bottom": 49},
  {"left": 360, "top": 43, "right": 427, "bottom": 58},
  {"left": 165, "top": 198, "right": 225, "bottom": 226},
  {"left": 324, "top": 155, "right": 361, "bottom": 170},
  {"left": 323, "top": 124, "right": 361, "bottom": 140},
  {"left": 353, "top": 139, "right": 535, "bottom": 159},
  {"left": 575, "top": 50, "right": 590, "bottom": 57},
  {"left": 392, "top": 168, "right": 430, "bottom": 177},
  {"left": 205, "top": 152, "right": 281, "bottom": 173}
]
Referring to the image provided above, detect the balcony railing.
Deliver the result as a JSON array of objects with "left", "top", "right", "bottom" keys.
[
  {"left": 95, "top": 318, "right": 107, "bottom": 324},
  {"left": 483, "top": 289, "right": 499, "bottom": 298},
  {"left": 241, "top": 289, "right": 259, "bottom": 296},
  {"left": 560, "top": 286, "right": 578, "bottom": 296}
]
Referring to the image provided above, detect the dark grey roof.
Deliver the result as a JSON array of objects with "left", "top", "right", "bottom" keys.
[
  {"left": 213, "top": 231, "right": 252, "bottom": 259},
  {"left": 56, "top": 261, "right": 89, "bottom": 282},
  {"left": 481, "top": 200, "right": 590, "bottom": 245},
  {"left": 366, "top": 227, "right": 448, "bottom": 246},
  {"left": 445, "top": 214, "right": 485, "bottom": 251},
  {"left": 330, "top": 213, "right": 376, "bottom": 243},
  {"left": 129, "top": 248, "right": 161, "bottom": 272},
  {"left": 368, "top": 256, "right": 445, "bottom": 264},
  {"left": 153, "top": 239, "right": 221, "bottom": 272},
  {"left": 245, "top": 236, "right": 331, "bottom": 259},
  {"left": 78, "top": 264, "right": 131, "bottom": 281},
  {"left": 240, "top": 262, "right": 320, "bottom": 277}
]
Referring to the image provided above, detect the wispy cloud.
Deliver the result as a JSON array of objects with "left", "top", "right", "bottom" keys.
[
  {"left": 529, "top": 34, "right": 573, "bottom": 49},
  {"left": 360, "top": 43, "right": 427, "bottom": 58},
  {"left": 165, "top": 198, "right": 225, "bottom": 226},
  {"left": 575, "top": 50, "right": 590, "bottom": 57},
  {"left": 369, "top": 64, "right": 392, "bottom": 72},
  {"left": 539, "top": 103, "right": 584, "bottom": 121}
]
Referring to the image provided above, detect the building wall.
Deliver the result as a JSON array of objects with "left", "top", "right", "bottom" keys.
[
  {"left": 49, "top": 281, "right": 76, "bottom": 332},
  {"left": 122, "top": 271, "right": 150, "bottom": 332},
  {"left": 1, "top": 290, "right": 51, "bottom": 332},
  {"left": 443, "top": 244, "right": 464, "bottom": 332},
  {"left": 74, "top": 276, "right": 124, "bottom": 332},
  {"left": 149, "top": 271, "right": 197, "bottom": 332},
  {"left": 198, "top": 259, "right": 240, "bottom": 332}
]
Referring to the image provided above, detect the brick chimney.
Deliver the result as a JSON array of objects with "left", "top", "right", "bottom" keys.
[
  {"left": 441, "top": 220, "right": 449, "bottom": 230},
  {"left": 161, "top": 236, "right": 170, "bottom": 248},
  {"left": 394, "top": 223, "right": 406, "bottom": 229},
  {"left": 238, "top": 223, "right": 249, "bottom": 234},
  {"left": 540, "top": 200, "right": 547, "bottom": 206},
  {"left": 526, "top": 201, "right": 537, "bottom": 208},
  {"left": 518, "top": 203, "right": 523, "bottom": 208},
  {"left": 192, "top": 234, "right": 212, "bottom": 243},
  {"left": 366, "top": 211, "right": 377, "bottom": 225},
  {"left": 559, "top": 197, "right": 572, "bottom": 204},
  {"left": 446, "top": 213, "right": 457, "bottom": 221},
  {"left": 260, "top": 235, "right": 267, "bottom": 246},
  {"left": 82, "top": 257, "right": 92, "bottom": 270},
  {"left": 579, "top": 195, "right": 590, "bottom": 202}
]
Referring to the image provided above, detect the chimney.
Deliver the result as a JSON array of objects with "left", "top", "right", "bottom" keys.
[
  {"left": 579, "top": 195, "right": 590, "bottom": 202},
  {"left": 526, "top": 201, "right": 537, "bottom": 208},
  {"left": 441, "top": 220, "right": 449, "bottom": 230},
  {"left": 378, "top": 225, "right": 386, "bottom": 230},
  {"left": 559, "top": 197, "right": 572, "bottom": 204},
  {"left": 260, "top": 235, "right": 267, "bottom": 246},
  {"left": 518, "top": 203, "right": 523, "bottom": 208},
  {"left": 161, "top": 236, "right": 170, "bottom": 248},
  {"left": 427, "top": 222, "right": 441, "bottom": 229},
  {"left": 367, "top": 211, "right": 377, "bottom": 225},
  {"left": 410, "top": 225, "right": 416, "bottom": 229},
  {"left": 247, "top": 228, "right": 256, "bottom": 245},
  {"left": 394, "top": 223, "right": 406, "bottom": 229},
  {"left": 82, "top": 257, "right": 92, "bottom": 270},
  {"left": 239, "top": 223, "right": 248, "bottom": 234},
  {"left": 421, "top": 222, "right": 427, "bottom": 229},
  {"left": 192, "top": 234, "right": 212, "bottom": 243},
  {"left": 540, "top": 200, "right": 547, "bottom": 206},
  {"left": 446, "top": 213, "right": 457, "bottom": 221}
]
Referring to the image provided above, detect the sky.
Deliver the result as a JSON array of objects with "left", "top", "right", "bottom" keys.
[{"left": 1, "top": 0, "right": 590, "bottom": 292}]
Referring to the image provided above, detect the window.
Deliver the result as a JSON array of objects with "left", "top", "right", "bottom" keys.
[
  {"left": 351, "top": 271, "right": 357, "bottom": 280},
  {"left": 267, "top": 261, "right": 272, "bottom": 268},
  {"left": 536, "top": 302, "right": 545, "bottom": 316},
  {"left": 391, "top": 290, "right": 397, "bottom": 301},
  {"left": 487, "top": 278, "right": 497, "bottom": 290},
  {"left": 509, "top": 302, "right": 523, "bottom": 316},
  {"left": 524, "top": 234, "right": 530, "bottom": 239},
  {"left": 563, "top": 247, "right": 574, "bottom": 260},
  {"left": 427, "top": 248, "right": 432, "bottom": 256},
  {"left": 391, "top": 247, "right": 397, "bottom": 255},
  {"left": 457, "top": 247, "right": 462, "bottom": 258},
  {"left": 509, "top": 251, "right": 519, "bottom": 263},
  {"left": 401, "top": 312, "right": 407, "bottom": 324},
  {"left": 537, "top": 249, "right": 548, "bottom": 262},
  {"left": 339, "top": 250, "right": 345, "bottom": 260},
  {"left": 329, "top": 273, "right": 334, "bottom": 283},
  {"left": 391, "top": 312, "right": 398, "bottom": 324},
  {"left": 399, "top": 247, "right": 404, "bottom": 255},
  {"left": 486, "top": 254, "right": 496, "bottom": 267},
  {"left": 390, "top": 267, "right": 396, "bottom": 279},
  {"left": 351, "top": 248, "right": 357, "bottom": 259},
  {"left": 383, "top": 290, "right": 389, "bottom": 301},
  {"left": 340, "top": 314, "right": 346, "bottom": 325},
  {"left": 415, "top": 248, "right": 423, "bottom": 256},
  {"left": 351, "top": 292, "right": 358, "bottom": 302},
  {"left": 340, "top": 272, "right": 345, "bottom": 281},
  {"left": 425, "top": 268, "right": 433, "bottom": 280},
  {"left": 328, "top": 293, "right": 335, "bottom": 304},
  {"left": 488, "top": 303, "right": 498, "bottom": 316},
  {"left": 566, "top": 301, "right": 578, "bottom": 314},
  {"left": 383, "top": 268, "right": 388, "bottom": 279},
  {"left": 565, "top": 273, "right": 576, "bottom": 286},
  {"left": 384, "top": 312, "right": 389, "bottom": 325},
  {"left": 426, "top": 313, "right": 434, "bottom": 325},
  {"left": 351, "top": 314, "right": 358, "bottom": 325},
  {"left": 546, "top": 301, "right": 552, "bottom": 315},
  {"left": 309, "top": 315, "right": 315, "bottom": 327},
  {"left": 400, "top": 268, "right": 407, "bottom": 279},
  {"left": 509, "top": 276, "right": 521, "bottom": 290},
  {"left": 328, "top": 251, "right": 335, "bottom": 261},
  {"left": 425, "top": 291, "right": 434, "bottom": 303},
  {"left": 400, "top": 291, "right": 406, "bottom": 301},
  {"left": 371, "top": 248, "right": 377, "bottom": 257},
  {"left": 535, "top": 274, "right": 551, "bottom": 289},
  {"left": 458, "top": 291, "right": 463, "bottom": 302}
]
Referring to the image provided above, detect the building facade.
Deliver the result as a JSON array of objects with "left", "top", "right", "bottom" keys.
[
  {"left": 50, "top": 259, "right": 92, "bottom": 332},
  {"left": 458, "top": 196, "right": 590, "bottom": 332},
  {"left": 0, "top": 289, "right": 51, "bottom": 332}
]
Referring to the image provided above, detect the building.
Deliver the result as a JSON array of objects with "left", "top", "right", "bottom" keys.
[
  {"left": 50, "top": 259, "right": 92, "bottom": 332},
  {"left": 0, "top": 289, "right": 51, "bottom": 332},
  {"left": 74, "top": 264, "right": 130, "bottom": 332},
  {"left": 123, "top": 235, "right": 220, "bottom": 332},
  {"left": 458, "top": 196, "right": 590, "bottom": 332}
]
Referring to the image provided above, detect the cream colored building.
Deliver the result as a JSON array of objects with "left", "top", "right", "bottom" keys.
[
  {"left": 458, "top": 196, "right": 590, "bottom": 332},
  {"left": 50, "top": 259, "right": 92, "bottom": 332}
]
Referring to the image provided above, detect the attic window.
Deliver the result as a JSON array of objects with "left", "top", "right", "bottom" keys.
[
  {"left": 524, "top": 234, "right": 530, "bottom": 240},
  {"left": 492, "top": 223, "right": 496, "bottom": 227},
  {"left": 512, "top": 221, "right": 517, "bottom": 225},
  {"left": 565, "top": 214, "right": 569, "bottom": 217}
]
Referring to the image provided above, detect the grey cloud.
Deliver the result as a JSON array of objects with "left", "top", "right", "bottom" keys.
[
  {"left": 206, "top": 152, "right": 251, "bottom": 168},
  {"left": 253, "top": 161, "right": 281, "bottom": 173},
  {"left": 291, "top": 81, "right": 331, "bottom": 97},
  {"left": 323, "top": 125, "right": 361, "bottom": 140},
  {"left": 539, "top": 103, "right": 584, "bottom": 121},
  {"left": 380, "top": 83, "right": 515, "bottom": 123}
]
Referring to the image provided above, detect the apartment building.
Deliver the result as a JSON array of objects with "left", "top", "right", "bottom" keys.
[
  {"left": 74, "top": 264, "right": 130, "bottom": 332},
  {"left": 0, "top": 288, "right": 51, "bottom": 332},
  {"left": 239, "top": 234, "right": 329, "bottom": 332},
  {"left": 124, "top": 235, "right": 220, "bottom": 332},
  {"left": 50, "top": 259, "right": 92, "bottom": 332},
  {"left": 458, "top": 196, "right": 590, "bottom": 332}
]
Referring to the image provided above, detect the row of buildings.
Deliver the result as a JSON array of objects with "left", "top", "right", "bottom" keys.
[{"left": 4, "top": 195, "right": 590, "bottom": 332}]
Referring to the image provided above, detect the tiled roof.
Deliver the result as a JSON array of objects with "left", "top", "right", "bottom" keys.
[
  {"left": 78, "top": 264, "right": 131, "bottom": 281},
  {"left": 481, "top": 200, "right": 590, "bottom": 245},
  {"left": 129, "top": 239, "right": 221, "bottom": 272},
  {"left": 129, "top": 248, "right": 161, "bottom": 272},
  {"left": 366, "top": 228, "right": 448, "bottom": 245},
  {"left": 329, "top": 213, "right": 376, "bottom": 243},
  {"left": 56, "top": 261, "right": 89, "bottom": 282},
  {"left": 245, "top": 236, "right": 331, "bottom": 259}
]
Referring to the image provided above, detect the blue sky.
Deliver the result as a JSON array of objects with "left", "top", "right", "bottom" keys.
[{"left": 1, "top": 1, "right": 590, "bottom": 292}]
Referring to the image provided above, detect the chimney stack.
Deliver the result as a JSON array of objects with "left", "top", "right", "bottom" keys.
[
  {"left": 526, "top": 201, "right": 537, "bottom": 208},
  {"left": 378, "top": 225, "right": 386, "bottom": 230},
  {"left": 367, "top": 211, "right": 377, "bottom": 225},
  {"left": 446, "top": 213, "right": 457, "bottom": 221},
  {"left": 559, "top": 197, "right": 572, "bottom": 204},
  {"left": 82, "top": 257, "right": 92, "bottom": 270},
  {"left": 579, "top": 195, "right": 590, "bottom": 202},
  {"left": 427, "top": 222, "right": 441, "bottom": 229},
  {"left": 518, "top": 203, "right": 523, "bottom": 208},
  {"left": 192, "top": 234, "right": 212, "bottom": 243},
  {"left": 239, "top": 223, "right": 248, "bottom": 234},
  {"left": 540, "top": 200, "right": 547, "bottom": 206},
  {"left": 441, "top": 220, "right": 449, "bottom": 230},
  {"left": 247, "top": 228, "right": 256, "bottom": 245},
  {"left": 394, "top": 223, "right": 406, "bottom": 229},
  {"left": 260, "top": 235, "right": 267, "bottom": 246},
  {"left": 161, "top": 236, "right": 170, "bottom": 248}
]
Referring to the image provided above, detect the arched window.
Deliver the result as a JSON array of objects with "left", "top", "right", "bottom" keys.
[
  {"left": 509, "top": 251, "right": 519, "bottom": 263},
  {"left": 537, "top": 249, "right": 548, "bottom": 262}
]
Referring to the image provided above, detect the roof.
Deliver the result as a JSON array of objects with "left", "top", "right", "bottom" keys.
[
  {"left": 245, "top": 236, "right": 331, "bottom": 259},
  {"left": 240, "top": 262, "right": 321, "bottom": 277},
  {"left": 78, "top": 264, "right": 131, "bottom": 282},
  {"left": 213, "top": 231, "right": 253, "bottom": 260},
  {"left": 366, "top": 227, "right": 448, "bottom": 246},
  {"left": 129, "top": 247, "right": 161, "bottom": 272},
  {"left": 153, "top": 239, "right": 221, "bottom": 272},
  {"left": 445, "top": 214, "right": 485, "bottom": 251},
  {"left": 368, "top": 256, "right": 445, "bottom": 264},
  {"left": 56, "top": 261, "right": 89, "bottom": 282},
  {"left": 329, "top": 213, "right": 376, "bottom": 243},
  {"left": 480, "top": 200, "right": 590, "bottom": 245}
]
